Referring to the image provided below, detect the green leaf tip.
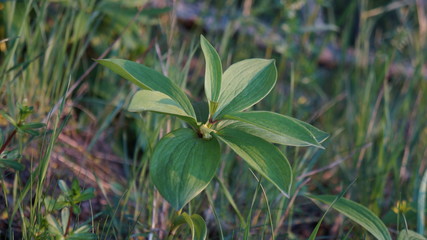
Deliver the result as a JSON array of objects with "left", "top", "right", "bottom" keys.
[
  {"left": 97, "top": 58, "right": 196, "bottom": 118},
  {"left": 200, "top": 35, "right": 222, "bottom": 115},
  {"left": 308, "top": 194, "right": 392, "bottom": 240},
  {"left": 213, "top": 58, "right": 277, "bottom": 120},
  {"left": 223, "top": 111, "right": 326, "bottom": 148},
  {"left": 128, "top": 90, "right": 197, "bottom": 126}
]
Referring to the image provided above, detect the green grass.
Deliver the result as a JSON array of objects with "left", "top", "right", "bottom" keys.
[{"left": 1, "top": 0, "right": 426, "bottom": 239}]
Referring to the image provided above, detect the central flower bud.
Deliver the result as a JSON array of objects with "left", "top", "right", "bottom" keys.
[{"left": 199, "top": 123, "right": 215, "bottom": 139}]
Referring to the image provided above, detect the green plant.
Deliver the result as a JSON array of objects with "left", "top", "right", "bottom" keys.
[
  {"left": 41, "top": 179, "right": 96, "bottom": 240},
  {"left": 97, "top": 35, "right": 416, "bottom": 240},
  {"left": 97, "top": 35, "right": 330, "bottom": 237},
  {"left": 45, "top": 179, "right": 95, "bottom": 216},
  {"left": 0, "top": 105, "right": 45, "bottom": 216},
  {"left": 0, "top": 105, "right": 45, "bottom": 171}
]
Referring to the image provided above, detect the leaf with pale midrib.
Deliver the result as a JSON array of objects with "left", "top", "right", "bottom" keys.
[
  {"left": 308, "top": 194, "right": 392, "bottom": 240},
  {"left": 213, "top": 127, "right": 292, "bottom": 197},
  {"left": 201, "top": 35, "right": 222, "bottom": 115},
  {"left": 97, "top": 58, "right": 196, "bottom": 117},
  {"left": 150, "top": 128, "right": 220, "bottom": 210},
  {"left": 213, "top": 59, "right": 277, "bottom": 120},
  {"left": 223, "top": 111, "right": 326, "bottom": 148},
  {"left": 128, "top": 90, "right": 197, "bottom": 126}
]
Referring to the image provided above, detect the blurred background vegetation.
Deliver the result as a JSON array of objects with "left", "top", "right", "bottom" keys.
[{"left": 0, "top": 0, "right": 426, "bottom": 239}]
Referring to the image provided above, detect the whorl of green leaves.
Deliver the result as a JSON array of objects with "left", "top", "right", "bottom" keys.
[
  {"left": 97, "top": 35, "right": 327, "bottom": 209},
  {"left": 97, "top": 36, "right": 412, "bottom": 240}
]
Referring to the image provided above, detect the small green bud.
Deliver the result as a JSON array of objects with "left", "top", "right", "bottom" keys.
[{"left": 199, "top": 124, "right": 216, "bottom": 140}]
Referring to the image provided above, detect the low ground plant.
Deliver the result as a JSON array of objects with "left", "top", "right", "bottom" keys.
[{"left": 98, "top": 36, "right": 417, "bottom": 239}]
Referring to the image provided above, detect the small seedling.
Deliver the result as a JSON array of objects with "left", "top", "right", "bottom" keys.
[
  {"left": 45, "top": 179, "right": 95, "bottom": 214},
  {"left": 42, "top": 179, "right": 96, "bottom": 240},
  {"left": 0, "top": 105, "right": 45, "bottom": 171}
]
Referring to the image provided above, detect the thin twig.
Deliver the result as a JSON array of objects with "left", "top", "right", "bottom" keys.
[{"left": 0, "top": 129, "right": 17, "bottom": 155}]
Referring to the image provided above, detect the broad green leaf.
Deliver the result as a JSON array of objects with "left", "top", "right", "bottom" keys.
[
  {"left": 397, "top": 229, "right": 426, "bottom": 240},
  {"left": 190, "top": 214, "right": 208, "bottom": 240},
  {"left": 308, "top": 195, "right": 392, "bottom": 240},
  {"left": 224, "top": 111, "right": 325, "bottom": 148},
  {"left": 173, "top": 213, "right": 207, "bottom": 240},
  {"left": 213, "top": 59, "right": 277, "bottom": 120},
  {"left": 200, "top": 35, "right": 222, "bottom": 114},
  {"left": 128, "top": 90, "right": 197, "bottom": 126},
  {"left": 213, "top": 127, "right": 292, "bottom": 197},
  {"left": 151, "top": 128, "right": 220, "bottom": 210},
  {"left": 97, "top": 58, "right": 195, "bottom": 117}
]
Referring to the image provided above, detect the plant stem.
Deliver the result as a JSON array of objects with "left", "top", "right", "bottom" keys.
[
  {"left": 0, "top": 129, "right": 17, "bottom": 155},
  {"left": 166, "top": 210, "right": 182, "bottom": 239}
]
